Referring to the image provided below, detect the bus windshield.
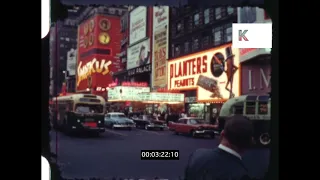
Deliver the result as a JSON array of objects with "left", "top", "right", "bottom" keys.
[{"left": 75, "top": 104, "right": 103, "bottom": 113}]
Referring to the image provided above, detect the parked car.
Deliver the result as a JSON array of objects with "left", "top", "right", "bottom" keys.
[
  {"left": 168, "top": 117, "right": 218, "bottom": 138},
  {"left": 131, "top": 115, "right": 166, "bottom": 130},
  {"left": 104, "top": 112, "right": 135, "bottom": 130}
]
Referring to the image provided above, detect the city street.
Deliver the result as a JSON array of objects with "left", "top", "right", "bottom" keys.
[{"left": 50, "top": 128, "right": 270, "bottom": 179}]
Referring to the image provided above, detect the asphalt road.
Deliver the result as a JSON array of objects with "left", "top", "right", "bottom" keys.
[{"left": 50, "top": 128, "right": 270, "bottom": 179}]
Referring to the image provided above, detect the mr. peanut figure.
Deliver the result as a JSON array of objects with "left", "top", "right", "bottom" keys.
[{"left": 224, "top": 47, "right": 238, "bottom": 98}]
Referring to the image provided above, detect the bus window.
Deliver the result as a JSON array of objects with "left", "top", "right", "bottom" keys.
[
  {"left": 75, "top": 104, "right": 103, "bottom": 113},
  {"left": 246, "top": 101, "right": 256, "bottom": 114},
  {"left": 233, "top": 102, "right": 244, "bottom": 114},
  {"left": 258, "top": 101, "right": 268, "bottom": 114}
]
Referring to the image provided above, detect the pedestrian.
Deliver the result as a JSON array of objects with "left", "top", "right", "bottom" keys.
[{"left": 184, "top": 115, "right": 253, "bottom": 180}]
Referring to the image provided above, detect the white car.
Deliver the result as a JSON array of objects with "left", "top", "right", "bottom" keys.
[{"left": 104, "top": 112, "right": 135, "bottom": 130}]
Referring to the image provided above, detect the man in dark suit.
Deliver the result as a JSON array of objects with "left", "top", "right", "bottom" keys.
[{"left": 184, "top": 115, "right": 253, "bottom": 180}]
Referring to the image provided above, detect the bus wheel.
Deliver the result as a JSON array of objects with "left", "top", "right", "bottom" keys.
[{"left": 259, "top": 133, "right": 271, "bottom": 147}]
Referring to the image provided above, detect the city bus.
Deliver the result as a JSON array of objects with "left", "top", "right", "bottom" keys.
[
  {"left": 218, "top": 95, "right": 271, "bottom": 147},
  {"left": 50, "top": 93, "right": 106, "bottom": 135}
]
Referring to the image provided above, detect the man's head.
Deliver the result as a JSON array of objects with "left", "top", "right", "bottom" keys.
[{"left": 220, "top": 115, "right": 253, "bottom": 151}]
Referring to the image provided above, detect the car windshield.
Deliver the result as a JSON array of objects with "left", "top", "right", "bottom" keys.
[
  {"left": 189, "top": 119, "right": 204, "bottom": 125},
  {"left": 75, "top": 104, "right": 103, "bottom": 113},
  {"left": 112, "top": 114, "right": 126, "bottom": 118}
]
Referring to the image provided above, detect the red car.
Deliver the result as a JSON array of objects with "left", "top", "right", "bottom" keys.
[{"left": 168, "top": 117, "right": 218, "bottom": 138}]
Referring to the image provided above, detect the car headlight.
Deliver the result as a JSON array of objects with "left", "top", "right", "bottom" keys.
[
  {"left": 98, "top": 121, "right": 101, "bottom": 123},
  {"left": 77, "top": 119, "right": 80, "bottom": 122}
]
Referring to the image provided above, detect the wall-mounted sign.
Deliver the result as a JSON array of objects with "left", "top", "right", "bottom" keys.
[
  {"left": 108, "top": 86, "right": 151, "bottom": 101},
  {"left": 77, "top": 58, "right": 112, "bottom": 87},
  {"left": 66, "top": 48, "right": 77, "bottom": 76},
  {"left": 128, "top": 63, "right": 151, "bottom": 76},
  {"left": 152, "top": 6, "right": 169, "bottom": 89},
  {"left": 239, "top": 48, "right": 271, "bottom": 63},
  {"left": 139, "top": 92, "right": 184, "bottom": 103},
  {"left": 129, "top": 6, "right": 147, "bottom": 45},
  {"left": 122, "top": 82, "right": 148, "bottom": 87},
  {"left": 167, "top": 43, "right": 240, "bottom": 102},
  {"left": 127, "top": 38, "right": 150, "bottom": 70}
]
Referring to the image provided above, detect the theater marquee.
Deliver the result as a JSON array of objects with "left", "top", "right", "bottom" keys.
[{"left": 167, "top": 44, "right": 240, "bottom": 102}]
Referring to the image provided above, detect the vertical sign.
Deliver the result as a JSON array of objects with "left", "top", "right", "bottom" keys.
[
  {"left": 152, "top": 6, "right": 169, "bottom": 89},
  {"left": 66, "top": 48, "right": 77, "bottom": 76}
]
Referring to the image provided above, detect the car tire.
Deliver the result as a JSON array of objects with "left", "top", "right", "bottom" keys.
[
  {"left": 191, "top": 130, "right": 197, "bottom": 138},
  {"left": 160, "top": 128, "right": 164, "bottom": 131},
  {"left": 258, "top": 132, "right": 271, "bottom": 147},
  {"left": 174, "top": 130, "right": 179, "bottom": 135},
  {"left": 128, "top": 127, "right": 132, "bottom": 131},
  {"left": 111, "top": 124, "right": 115, "bottom": 129}
]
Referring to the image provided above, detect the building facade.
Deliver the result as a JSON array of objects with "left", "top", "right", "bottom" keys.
[
  {"left": 49, "top": 20, "right": 78, "bottom": 97},
  {"left": 75, "top": 6, "right": 128, "bottom": 98},
  {"left": 124, "top": 6, "right": 153, "bottom": 86},
  {"left": 167, "top": 5, "right": 238, "bottom": 121},
  {"left": 238, "top": 7, "right": 271, "bottom": 96},
  {"left": 112, "top": 10, "right": 130, "bottom": 83}
]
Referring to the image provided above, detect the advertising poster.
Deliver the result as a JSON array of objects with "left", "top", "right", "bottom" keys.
[
  {"left": 77, "top": 17, "right": 97, "bottom": 56},
  {"left": 127, "top": 38, "right": 150, "bottom": 70},
  {"left": 152, "top": 6, "right": 169, "bottom": 89},
  {"left": 167, "top": 43, "right": 240, "bottom": 102},
  {"left": 129, "top": 6, "right": 147, "bottom": 45},
  {"left": 76, "top": 54, "right": 116, "bottom": 92},
  {"left": 66, "top": 48, "right": 77, "bottom": 76},
  {"left": 108, "top": 86, "right": 151, "bottom": 101}
]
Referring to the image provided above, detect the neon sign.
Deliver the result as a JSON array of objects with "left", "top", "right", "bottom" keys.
[{"left": 77, "top": 58, "right": 112, "bottom": 87}]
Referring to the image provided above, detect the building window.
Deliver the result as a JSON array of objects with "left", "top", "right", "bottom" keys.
[
  {"left": 60, "top": 44, "right": 64, "bottom": 48},
  {"left": 227, "top": 7, "right": 235, "bottom": 15},
  {"left": 224, "top": 24, "right": 232, "bottom": 42},
  {"left": 240, "top": 7, "right": 256, "bottom": 23},
  {"left": 215, "top": 7, "right": 221, "bottom": 20},
  {"left": 184, "top": 17, "right": 190, "bottom": 33},
  {"left": 194, "top": 13, "right": 200, "bottom": 26},
  {"left": 204, "top": 9, "right": 210, "bottom": 24},
  {"left": 175, "top": 44, "right": 181, "bottom": 56},
  {"left": 176, "top": 21, "right": 183, "bottom": 34},
  {"left": 202, "top": 36, "right": 210, "bottom": 48},
  {"left": 212, "top": 27, "right": 223, "bottom": 46},
  {"left": 184, "top": 41, "right": 190, "bottom": 53},
  {"left": 192, "top": 38, "right": 199, "bottom": 51}
]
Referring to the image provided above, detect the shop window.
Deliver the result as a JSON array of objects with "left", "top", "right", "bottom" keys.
[
  {"left": 204, "top": 9, "right": 210, "bottom": 24},
  {"left": 194, "top": 13, "right": 200, "bottom": 26},
  {"left": 246, "top": 101, "right": 256, "bottom": 114},
  {"left": 258, "top": 102, "right": 268, "bottom": 114}
]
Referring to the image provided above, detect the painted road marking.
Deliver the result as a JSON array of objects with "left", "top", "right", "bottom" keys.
[
  {"left": 139, "top": 129, "right": 168, "bottom": 135},
  {"left": 104, "top": 129, "right": 128, "bottom": 136}
]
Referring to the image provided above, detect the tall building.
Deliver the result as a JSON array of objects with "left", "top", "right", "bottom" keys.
[
  {"left": 167, "top": 5, "right": 238, "bottom": 121},
  {"left": 75, "top": 6, "right": 128, "bottom": 98},
  {"left": 49, "top": 6, "right": 86, "bottom": 97},
  {"left": 238, "top": 7, "right": 271, "bottom": 96},
  {"left": 112, "top": 10, "right": 130, "bottom": 83},
  {"left": 49, "top": 21, "right": 78, "bottom": 96}
]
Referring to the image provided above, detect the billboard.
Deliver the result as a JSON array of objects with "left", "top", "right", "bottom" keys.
[
  {"left": 66, "top": 48, "right": 77, "bottom": 76},
  {"left": 152, "top": 6, "right": 169, "bottom": 89},
  {"left": 129, "top": 6, "right": 147, "bottom": 45},
  {"left": 167, "top": 43, "right": 240, "bottom": 102},
  {"left": 76, "top": 54, "right": 116, "bottom": 91},
  {"left": 76, "top": 15, "right": 122, "bottom": 92},
  {"left": 127, "top": 38, "right": 150, "bottom": 70},
  {"left": 237, "top": 7, "right": 272, "bottom": 63}
]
